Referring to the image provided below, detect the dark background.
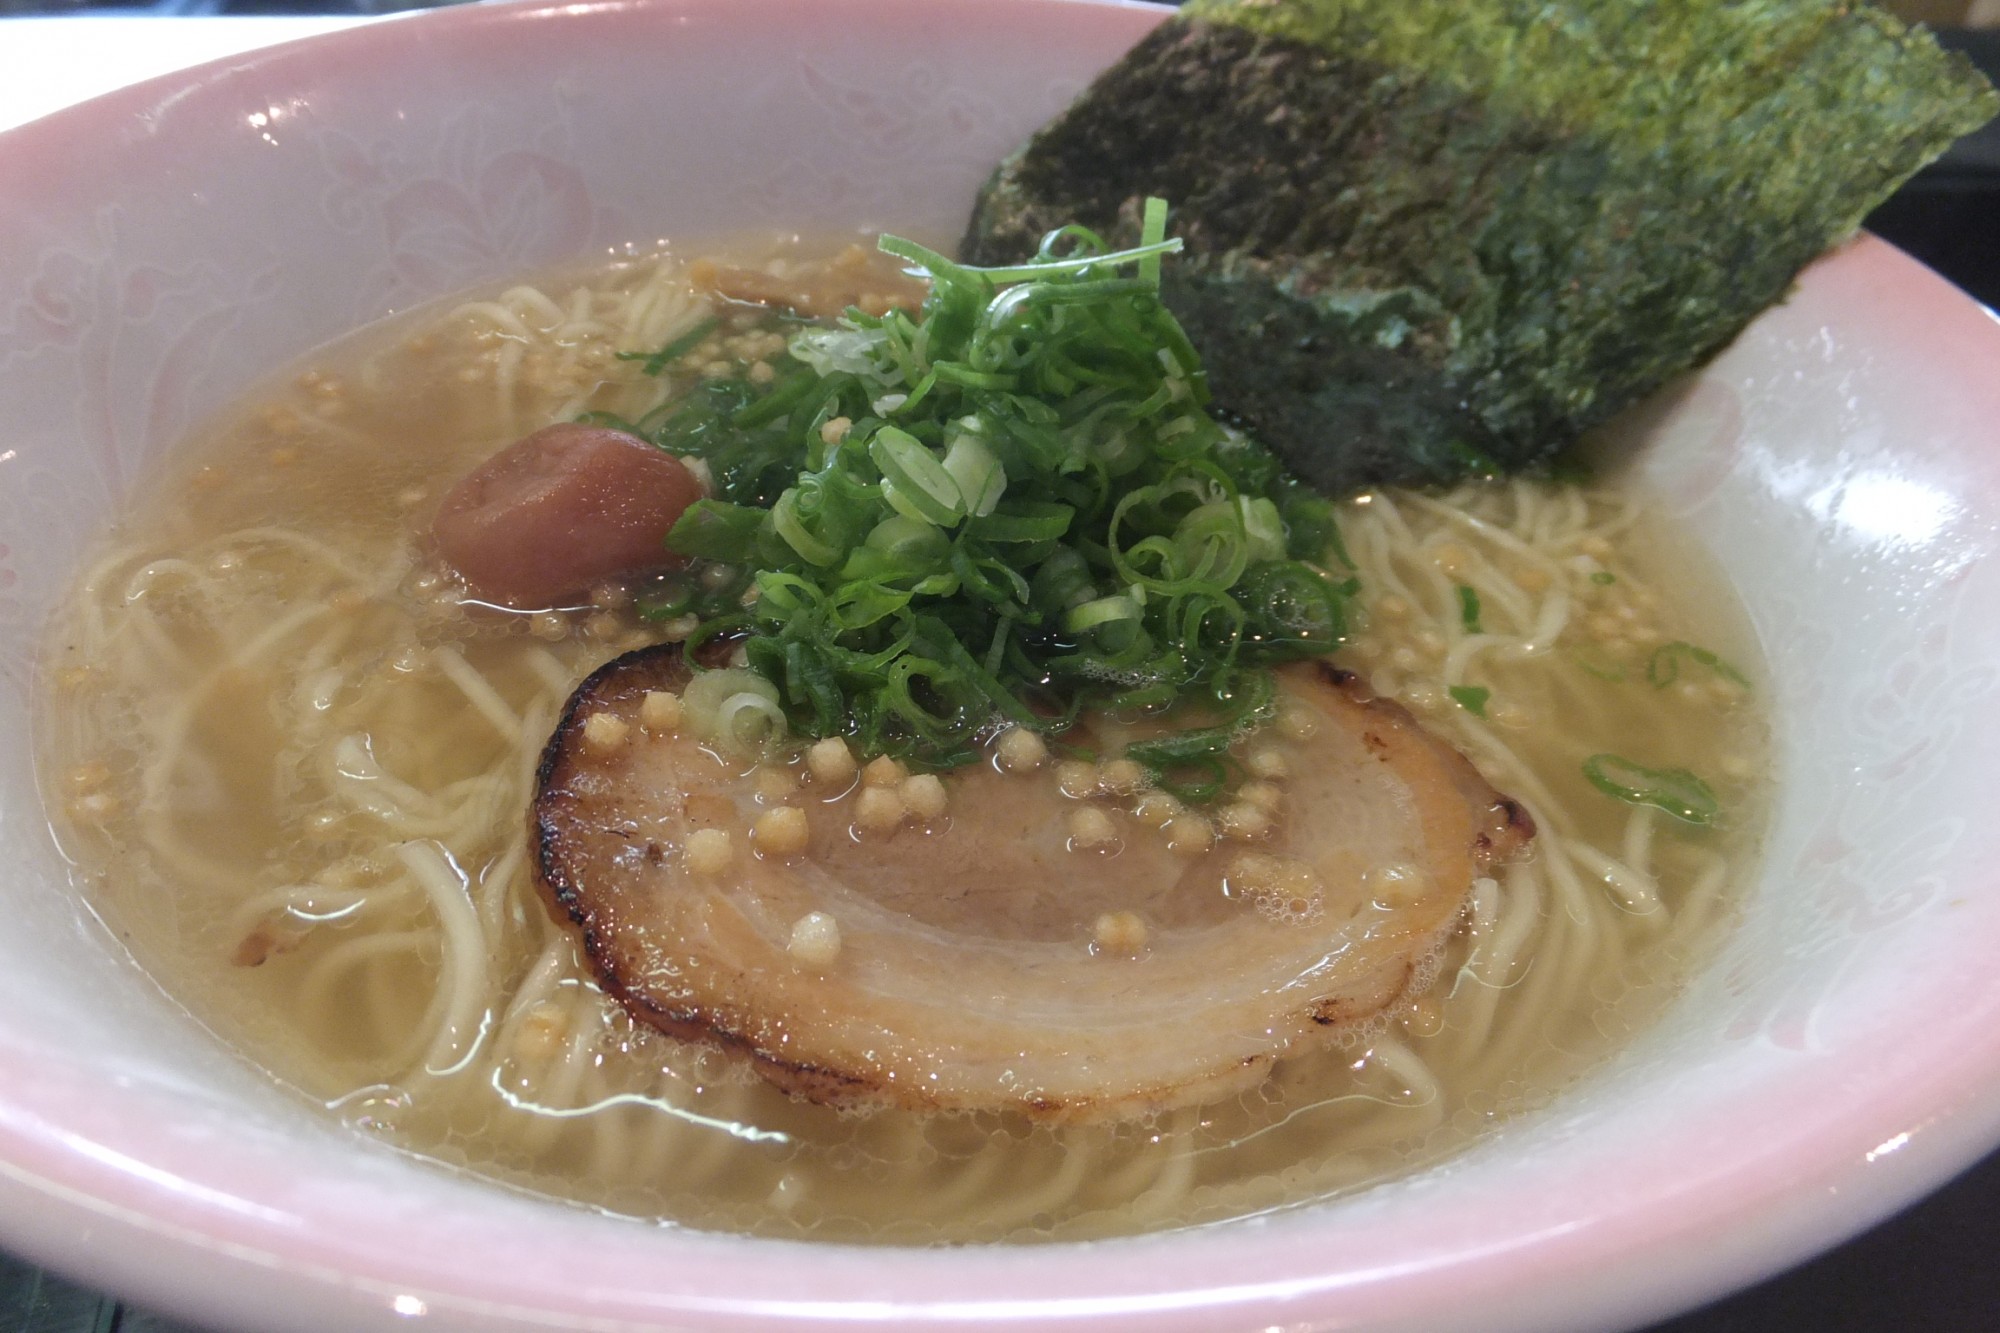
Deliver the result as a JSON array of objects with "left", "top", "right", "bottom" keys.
[{"left": 0, "top": 7, "right": 1994, "bottom": 1332}]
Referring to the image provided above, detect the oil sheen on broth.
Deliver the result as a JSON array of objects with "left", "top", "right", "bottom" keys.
[{"left": 39, "top": 240, "right": 1770, "bottom": 1243}]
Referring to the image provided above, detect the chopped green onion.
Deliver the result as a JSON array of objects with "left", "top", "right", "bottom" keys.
[
  {"left": 941, "top": 431, "right": 1006, "bottom": 518},
  {"left": 871, "top": 426, "right": 964, "bottom": 526},
  {"left": 715, "top": 690, "right": 788, "bottom": 752},
  {"left": 1647, "top": 641, "right": 1750, "bottom": 689},
  {"left": 682, "top": 668, "right": 786, "bottom": 756},
  {"left": 618, "top": 315, "right": 719, "bottom": 375},
  {"left": 1065, "top": 593, "right": 1143, "bottom": 635},
  {"left": 636, "top": 574, "right": 699, "bottom": 621},
  {"left": 1153, "top": 756, "right": 1227, "bottom": 804},
  {"left": 1590, "top": 570, "right": 1617, "bottom": 586},
  {"left": 1173, "top": 501, "right": 1253, "bottom": 588},
  {"left": 1569, "top": 646, "right": 1626, "bottom": 682},
  {"left": 1457, "top": 585, "right": 1483, "bottom": 634},
  {"left": 865, "top": 514, "right": 948, "bottom": 562},
  {"left": 1240, "top": 497, "right": 1286, "bottom": 563},
  {"left": 772, "top": 488, "right": 842, "bottom": 567},
  {"left": 883, "top": 232, "right": 1185, "bottom": 285},
  {"left": 1582, "top": 753, "right": 1720, "bottom": 825},
  {"left": 667, "top": 500, "right": 767, "bottom": 564},
  {"left": 1237, "top": 561, "right": 1347, "bottom": 659},
  {"left": 652, "top": 202, "right": 1353, "bottom": 771},
  {"left": 1449, "top": 684, "right": 1490, "bottom": 716},
  {"left": 1139, "top": 196, "right": 1169, "bottom": 287},
  {"left": 971, "top": 501, "right": 1073, "bottom": 544}
]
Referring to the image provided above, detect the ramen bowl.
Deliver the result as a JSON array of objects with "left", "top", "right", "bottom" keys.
[{"left": 3, "top": 0, "right": 2000, "bottom": 1329}]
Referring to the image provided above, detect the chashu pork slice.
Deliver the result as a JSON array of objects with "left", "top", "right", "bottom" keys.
[{"left": 534, "top": 647, "right": 1531, "bottom": 1122}]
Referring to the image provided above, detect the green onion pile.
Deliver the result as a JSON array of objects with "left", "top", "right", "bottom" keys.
[{"left": 614, "top": 201, "right": 1356, "bottom": 788}]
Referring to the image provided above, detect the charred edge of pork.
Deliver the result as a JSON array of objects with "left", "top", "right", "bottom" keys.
[
  {"left": 529, "top": 643, "right": 935, "bottom": 1113},
  {"left": 1316, "top": 660, "right": 1537, "bottom": 854}
]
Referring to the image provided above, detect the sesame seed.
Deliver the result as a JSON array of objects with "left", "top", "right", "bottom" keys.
[
  {"left": 1093, "top": 911, "right": 1147, "bottom": 956},
  {"left": 590, "top": 582, "right": 633, "bottom": 611},
  {"left": 900, "top": 773, "right": 948, "bottom": 821},
  {"left": 819, "top": 416, "right": 852, "bottom": 447},
  {"left": 1216, "top": 801, "right": 1273, "bottom": 841},
  {"left": 788, "top": 912, "right": 843, "bottom": 968},
  {"left": 1054, "top": 760, "right": 1099, "bottom": 800},
  {"left": 1238, "top": 781, "right": 1283, "bottom": 813},
  {"left": 1132, "top": 790, "right": 1183, "bottom": 829},
  {"left": 582, "top": 712, "right": 631, "bottom": 753},
  {"left": 806, "top": 736, "right": 858, "bottom": 786},
  {"left": 753, "top": 806, "right": 810, "bottom": 859},
  {"left": 1244, "top": 747, "right": 1289, "bottom": 780},
  {"left": 854, "top": 786, "right": 906, "bottom": 834},
  {"left": 994, "top": 726, "right": 1047, "bottom": 772},
  {"left": 862, "top": 755, "right": 908, "bottom": 789},
  {"left": 684, "top": 828, "right": 734, "bottom": 876},
  {"left": 1068, "top": 806, "right": 1118, "bottom": 850},
  {"left": 1164, "top": 814, "right": 1214, "bottom": 858},
  {"left": 1096, "top": 758, "right": 1149, "bottom": 795},
  {"left": 640, "top": 690, "right": 683, "bottom": 733}
]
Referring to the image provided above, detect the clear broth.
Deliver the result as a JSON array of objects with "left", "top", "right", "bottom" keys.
[{"left": 38, "top": 241, "right": 1769, "bottom": 1242}]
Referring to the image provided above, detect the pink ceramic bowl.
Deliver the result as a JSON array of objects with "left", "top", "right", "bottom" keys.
[{"left": 3, "top": 2, "right": 2000, "bottom": 1329}]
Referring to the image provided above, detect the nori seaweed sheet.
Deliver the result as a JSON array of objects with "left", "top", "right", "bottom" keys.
[{"left": 964, "top": 0, "right": 1998, "bottom": 495}]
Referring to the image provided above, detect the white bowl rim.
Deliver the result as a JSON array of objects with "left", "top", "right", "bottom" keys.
[{"left": 3, "top": 3, "right": 2000, "bottom": 1331}]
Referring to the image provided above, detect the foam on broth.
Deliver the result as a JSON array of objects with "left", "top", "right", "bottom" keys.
[{"left": 37, "top": 239, "right": 1769, "bottom": 1242}]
